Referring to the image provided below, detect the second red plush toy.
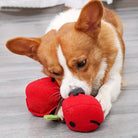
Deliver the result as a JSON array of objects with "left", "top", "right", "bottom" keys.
[{"left": 62, "top": 94, "right": 104, "bottom": 132}]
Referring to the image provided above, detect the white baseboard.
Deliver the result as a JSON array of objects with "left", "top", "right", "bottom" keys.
[{"left": 0, "top": 0, "right": 113, "bottom": 8}]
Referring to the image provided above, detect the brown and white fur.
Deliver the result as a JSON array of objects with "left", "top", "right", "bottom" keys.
[{"left": 6, "top": 0, "right": 125, "bottom": 120}]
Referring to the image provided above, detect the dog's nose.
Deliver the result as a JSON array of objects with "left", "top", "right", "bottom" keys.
[{"left": 68, "top": 88, "right": 85, "bottom": 96}]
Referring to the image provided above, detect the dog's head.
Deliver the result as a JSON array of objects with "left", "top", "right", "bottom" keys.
[{"left": 6, "top": 0, "right": 106, "bottom": 98}]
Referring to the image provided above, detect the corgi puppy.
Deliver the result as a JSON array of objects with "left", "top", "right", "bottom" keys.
[{"left": 6, "top": 0, "right": 125, "bottom": 120}]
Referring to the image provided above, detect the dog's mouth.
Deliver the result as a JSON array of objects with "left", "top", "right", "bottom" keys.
[
  {"left": 91, "top": 89, "right": 99, "bottom": 97},
  {"left": 68, "top": 87, "right": 85, "bottom": 96}
]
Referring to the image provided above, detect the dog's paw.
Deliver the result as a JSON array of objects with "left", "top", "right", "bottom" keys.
[
  {"left": 96, "top": 91, "right": 112, "bottom": 118},
  {"left": 57, "top": 106, "right": 64, "bottom": 121}
]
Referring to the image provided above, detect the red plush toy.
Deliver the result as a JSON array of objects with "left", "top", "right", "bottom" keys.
[
  {"left": 25, "top": 77, "right": 104, "bottom": 132},
  {"left": 62, "top": 94, "right": 104, "bottom": 132},
  {"left": 26, "top": 77, "right": 61, "bottom": 117}
]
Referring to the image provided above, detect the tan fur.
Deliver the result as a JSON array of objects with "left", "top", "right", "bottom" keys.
[
  {"left": 5, "top": 0, "right": 125, "bottom": 92},
  {"left": 6, "top": 37, "right": 40, "bottom": 60},
  {"left": 75, "top": 0, "right": 103, "bottom": 38},
  {"left": 57, "top": 22, "right": 103, "bottom": 87},
  {"left": 103, "top": 8, "right": 123, "bottom": 36}
]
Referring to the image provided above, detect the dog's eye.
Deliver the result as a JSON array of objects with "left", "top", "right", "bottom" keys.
[
  {"left": 52, "top": 72, "right": 60, "bottom": 76},
  {"left": 77, "top": 59, "right": 86, "bottom": 69}
]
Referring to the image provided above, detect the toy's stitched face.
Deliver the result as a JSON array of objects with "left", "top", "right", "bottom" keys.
[
  {"left": 69, "top": 119, "right": 100, "bottom": 128},
  {"left": 68, "top": 119, "right": 100, "bottom": 130}
]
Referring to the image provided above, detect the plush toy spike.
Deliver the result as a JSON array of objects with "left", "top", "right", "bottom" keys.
[{"left": 44, "top": 115, "right": 59, "bottom": 120}]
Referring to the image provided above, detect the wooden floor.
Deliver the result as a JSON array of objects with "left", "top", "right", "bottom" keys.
[{"left": 0, "top": 1, "right": 138, "bottom": 137}]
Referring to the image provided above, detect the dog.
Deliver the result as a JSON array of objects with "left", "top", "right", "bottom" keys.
[{"left": 6, "top": 0, "right": 125, "bottom": 120}]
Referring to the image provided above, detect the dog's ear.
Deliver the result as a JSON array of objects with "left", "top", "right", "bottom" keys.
[
  {"left": 6, "top": 37, "right": 41, "bottom": 60},
  {"left": 75, "top": 0, "right": 103, "bottom": 38}
]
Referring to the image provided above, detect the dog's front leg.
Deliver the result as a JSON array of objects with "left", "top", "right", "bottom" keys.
[
  {"left": 57, "top": 106, "right": 64, "bottom": 121},
  {"left": 96, "top": 73, "right": 122, "bottom": 118}
]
